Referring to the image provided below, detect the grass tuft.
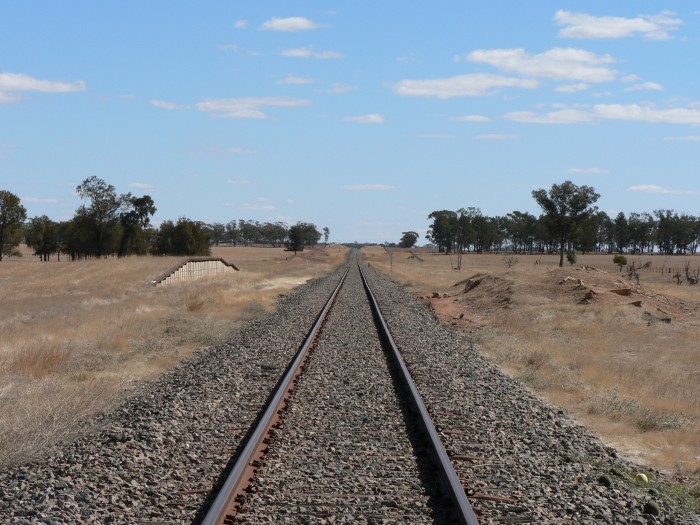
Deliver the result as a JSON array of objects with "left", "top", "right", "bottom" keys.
[
  {"left": 363, "top": 246, "right": 700, "bottom": 478},
  {"left": 0, "top": 245, "right": 347, "bottom": 466}
]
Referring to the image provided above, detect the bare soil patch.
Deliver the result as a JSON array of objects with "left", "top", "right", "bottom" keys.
[
  {"left": 432, "top": 265, "right": 699, "bottom": 331},
  {"left": 364, "top": 247, "right": 700, "bottom": 480}
]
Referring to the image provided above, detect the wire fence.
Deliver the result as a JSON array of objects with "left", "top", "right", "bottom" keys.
[{"left": 595, "top": 264, "right": 700, "bottom": 275}]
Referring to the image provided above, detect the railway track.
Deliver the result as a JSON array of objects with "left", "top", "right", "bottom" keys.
[
  {"left": 2, "top": 251, "right": 696, "bottom": 523},
  {"left": 200, "top": 260, "right": 479, "bottom": 524}
]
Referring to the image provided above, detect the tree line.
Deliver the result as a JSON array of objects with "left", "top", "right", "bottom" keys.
[
  {"left": 0, "top": 177, "right": 326, "bottom": 261},
  {"left": 404, "top": 181, "right": 699, "bottom": 267}
]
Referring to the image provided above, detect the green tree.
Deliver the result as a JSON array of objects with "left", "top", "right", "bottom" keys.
[
  {"left": 398, "top": 231, "right": 419, "bottom": 248},
  {"left": 151, "top": 218, "right": 210, "bottom": 256},
  {"left": 613, "top": 212, "right": 628, "bottom": 253},
  {"left": 426, "top": 210, "right": 458, "bottom": 253},
  {"left": 25, "top": 215, "right": 59, "bottom": 261},
  {"left": 118, "top": 195, "right": 156, "bottom": 256},
  {"left": 74, "top": 176, "right": 123, "bottom": 257},
  {"left": 225, "top": 220, "right": 240, "bottom": 245},
  {"left": 532, "top": 180, "right": 600, "bottom": 267},
  {"left": 207, "top": 222, "right": 226, "bottom": 247},
  {"left": 286, "top": 222, "right": 321, "bottom": 253},
  {"left": 613, "top": 254, "right": 627, "bottom": 272},
  {"left": 323, "top": 226, "right": 330, "bottom": 245},
  {"left": 628, "top": 212, "right": 655, "bottom": 254},
  {"left": 505, "top": 210, "right": 538, "bottom": 254},
  {"left": 260, "top": 222, "right": 288, "bottom": 247},
  {"left": 0, "top": 190, "right": 27, "bottom": 260}
]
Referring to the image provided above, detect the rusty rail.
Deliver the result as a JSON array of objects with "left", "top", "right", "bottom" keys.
[
  {"left": 359, "top": 263, "right": 480, "bottom": 525},
  {"left": 200, "top": 265, "right": 350, "bottom": 525},
  {"left": 201, "top": 261, "right": 479, "bottom": 524}
]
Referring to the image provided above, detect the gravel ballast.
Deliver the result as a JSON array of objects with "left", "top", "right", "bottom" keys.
[{"left": 0, "top": 252, "right": 697, "bottom": 524}]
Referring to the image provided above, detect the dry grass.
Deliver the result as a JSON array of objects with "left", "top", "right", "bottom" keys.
[
  {"left": 0, "top": 244, "right": 347, "bottom": 466},
  {"left": 363, "top": 246, "right": 700, "bottom": 478}
]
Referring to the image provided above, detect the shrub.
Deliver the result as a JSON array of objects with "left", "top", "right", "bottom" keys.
[{"left": 613, "top": 255, "right": 627, "bottom": 272}]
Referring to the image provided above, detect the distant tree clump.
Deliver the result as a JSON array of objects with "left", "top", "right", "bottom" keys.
[
  {"left": 399, "top": 231, "right": 419, "bottom": 248},
  {"left": 0, "top": 190, "right": 27, "bottom": 261},
  {"left": 60, "top": 176, "right": 156, "bottom": 259},
  {"left": 286, "top": 222, "right": 321, "bottom": 253},
  {"left": 151, "top": 218, "right": 211, "bottom": 256},
  {"left": 25, "top": 215, "right": 60, "bottom": 261}
]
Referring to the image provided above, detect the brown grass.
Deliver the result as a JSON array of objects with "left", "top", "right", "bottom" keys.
[
  {"left": 363, "top": 247, "right": 700, "bottom": 478},
  {"left": 0, "top": 244, "right": 347, "bottom": 466}
]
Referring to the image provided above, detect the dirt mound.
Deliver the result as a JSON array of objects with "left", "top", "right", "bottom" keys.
[
  {"left": 541, "top": 267, "right": 698, "bottom": 323},
  {"left": 421, "top": 273, "right": 515, "bottom": 332},
  {"left": 453, "top": 273, "right": 514, "bottom": 308},
  {"left": 425, "top": 266, "right": 699, "bottom": 331}
]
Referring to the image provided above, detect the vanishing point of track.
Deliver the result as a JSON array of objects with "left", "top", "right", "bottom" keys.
[{"left": 200, "top": 259, "right": 480, "bottom": 524}]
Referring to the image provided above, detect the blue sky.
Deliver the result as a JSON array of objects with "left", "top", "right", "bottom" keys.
[{"left": 1, "top": 2, "right": 699, "bottom": 243}]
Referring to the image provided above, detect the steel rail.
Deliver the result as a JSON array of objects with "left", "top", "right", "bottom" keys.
[
  {"left": 359, "top": 263, "right": 481, "bottom": 525},
  {"left": 200, "top": 264, "right": 351, "bottom": 525}
]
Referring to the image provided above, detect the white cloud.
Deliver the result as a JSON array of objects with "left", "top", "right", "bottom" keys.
[
  {"left": 568, "top": 167, "right": 609, "bottom": 174},
  {"left": 555, "top": 10, "right": 682, "bottom": 40},
  {"left": 261, "top": 17, "right": 320, "bottom": 32},
  {"left": 450, "top": 115, "right": 491, "bottom": 122},
  {"left": 555, "top": 83, "right": 589, "bottom": 93},
  {"left": 342, "top": 184, "right": 395, "bottom": 191},
  {"left": 504, "top": 109, "right": 595, "bottom": 124},
  {"left": 504, "top": 104, "right": 700, "bottom": 125},
  {"left": 628, "top": 184, "right": 700, "bottom": 195},
  {"left": 0, "top": 72, "right": 86, "bottom": 93},
  {"left": 621, "top": 74, "right": 640, "bottom": 83},
  {"left": 467, "top": 48, "right": 617, "bottom": 83},
  {"left": 150, "top": 99, "right": 184, "bottom": 110},
  {"left": 234, "top": 20, "right": 248, "bottom": 29},
  {"left": 594, "top": 104, "right": 700, "bottom": 124},
  {"left": 664, "top": 135, "right": 700, "bottom": 142},
  {"left": 393, "top": 73, "right": 538, "bottom": 99},
  {"left": 280, "top": 47, "right": 343, "bottom": 59},
  {"left": 0, "top": 91, "right": 19, "bottom": 104},
  {"left": 624, "top": 82, "right": 664, "bottom": 91},
  {"left": 344, "top": 113, "right": 384, "bottom": 124},
  {"left": 227, "top": 179, "right": 251, "bottom": 185},
  {"left": 278, "top": 75, "right": 313, "bottom": 85},
  {"left": 474, "top": 134, "right": 519, "bottom": 140},
  {"left": 128, "top": 182, "right": 154, "bottom": 189},
  {"left": 241, "top": 198, "right": 276, "bottom": 211},
  {"left": 327, "top": 83, "right": 354, "bottom": 94},
  {"left": 242, "top": 200, "right": 276, "bottom": 211},
  {"left": 196, "top": 96, "right": 311, "bottom": 119}
]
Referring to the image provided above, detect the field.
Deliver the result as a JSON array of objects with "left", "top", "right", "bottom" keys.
[
  {"left": 363, "top": 246, "right": 700, "bottom": 479},
  {"left": 0, "top": 244, "right": 348, "bottom": 467},
  {"left": 2, "top": 244, "right": 698, "bottom": 483}
]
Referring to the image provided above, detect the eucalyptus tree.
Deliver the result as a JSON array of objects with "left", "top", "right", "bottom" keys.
[
  {"left": 426, "top": 210, "right": 458, "bottom": 253},
  {"left": 0, "top": 190, "right": 27, "bottom": 260},
  {"left": 287, "top": 222, "right": 321, "bottom": 253},
  {"left": 25, "top": 215, "right": 59, "bottom": 261},
  {"left": 532, "top": 180, "right": 600, "bottom": 267},
  {"left": 399, "top": 231, "right": 419, "bottom": 248}
]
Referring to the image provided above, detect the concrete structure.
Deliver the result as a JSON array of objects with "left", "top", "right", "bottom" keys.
[{"left": 151, "top": 257, "right": 239, "bottom": 286}]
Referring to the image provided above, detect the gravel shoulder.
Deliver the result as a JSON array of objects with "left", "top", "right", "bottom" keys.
[{"left": 1, "top": 255, "right": 698, "bottom": 524}]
